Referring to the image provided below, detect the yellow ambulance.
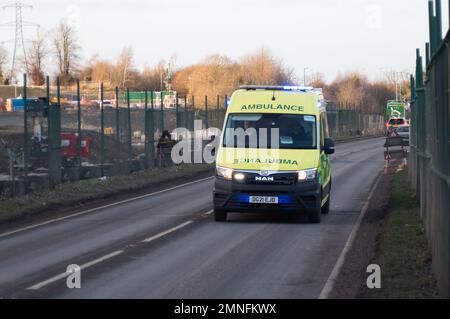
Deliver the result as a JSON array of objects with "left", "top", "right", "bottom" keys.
[{"left": 214, "top": 86, "right": 335, "bottom": 223}]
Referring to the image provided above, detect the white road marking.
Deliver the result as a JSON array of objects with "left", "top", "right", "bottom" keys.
[
  {"left": 27, "top": 218, "right": 198, "bottom": 291},
  {"left": 0, "top": 177, "right": 214, "bottom": 239},
  {"left": 3, "top": 139, "right": 382, "bottom": 241},
  {"left": 203, "top": 210, "right": 214, "bottom": 216},
  {"left": 27, "top": 250, "right": 124, "bottom": 291},
  {"left": 318, "top": 169, "right": 384, "bottom": 299},
  {"left": 142, "top": 221, "right": 193, "bottom": 243}
]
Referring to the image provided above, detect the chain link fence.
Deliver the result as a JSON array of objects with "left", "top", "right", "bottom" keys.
[
  {"left": 326, "top": 107, "right": 385, "bottom": 139},
  {"left": 409, "top": 0, "right": 449, "bottom": 298},
  {"left": 0, "top": 81, "right": 230, "bottom": 198},
  {"left": 1, "top": 80, "right": 386, "bottom": 200}
]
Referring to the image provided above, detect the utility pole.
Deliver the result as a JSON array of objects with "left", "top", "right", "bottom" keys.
[
  {"left": 303, "top": 68, "right": 309, "bottom": 86},
  {"left": 395, "top": 72, "right": 399, "bottom": 101},
  {"left": 0, "top": 0, "right": 39, "bottom": 83}
]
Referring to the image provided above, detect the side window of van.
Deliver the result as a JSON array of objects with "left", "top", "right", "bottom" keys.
[
  {"left": 321, "top": 113, "right": 330, "bottom": 139},
  {"left": 320, "top": 117, "right": 324, "bottom": 147},
  {"left": 326, "top": 117, "right": 330, "bottom": 139},
  {"left": 320, "top": 112, "right": 330, "bottom": 148}
]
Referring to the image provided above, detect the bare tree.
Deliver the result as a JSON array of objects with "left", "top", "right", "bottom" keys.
[
  {"left": 114, "top": 47, "right": 134, "bottom": 88},
  {"left": 140, "top": 60, "right": 167, "bottom": 91},
  {"left": 309, "top": 72, "right": 326, "bottom": 88},
  {"left": 172, "top": 54, "right": 242, "bottom": 105},
  {"left": 332, "top": 72, "right": 368, "bottom": 110},
  {"left": 53, "top": 22, "right": 80, "bottom": 85},
  {"left": 171, "top": 49, "right": 294, "bottom": 103},
  {"left": 240, "top": 48, "right": 294, "bottom": 85},
  {"left": 384, "top": 70, "right": 412, "bottom": 101},
  {"left": 324, "top": 71, "right": 395, "bottom": 114},
  {"left": 27, "top": 31, "right": 47, "bottom": 86},
  {"left": 0, "top": 45, "right": 8, "bottom": 84},
  {"left": 86, "top": 55, "right": 114, "bottom": 84}
]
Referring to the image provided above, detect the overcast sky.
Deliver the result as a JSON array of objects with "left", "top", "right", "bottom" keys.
[{"left": 0, "top": 0, "right": 448, "bottom": 83}]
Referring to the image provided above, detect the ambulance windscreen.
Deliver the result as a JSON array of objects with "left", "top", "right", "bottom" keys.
[{"left": 223, "top": 114, "right": 317, "bottom": 150}]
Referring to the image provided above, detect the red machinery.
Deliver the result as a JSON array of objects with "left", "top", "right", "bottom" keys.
[{"left": 61, "top": 133, "right": 92, "bottom": 160}]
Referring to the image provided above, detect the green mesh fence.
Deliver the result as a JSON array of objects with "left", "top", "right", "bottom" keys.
[
  {"left": 409, "top": 25, "right": 449, "bottom": 297},
  {"left": 1, "top": 86, "right": 386, "bottom": 199},
  {"left": 327, "top": 109, "right": 384, "bottom": 139}
]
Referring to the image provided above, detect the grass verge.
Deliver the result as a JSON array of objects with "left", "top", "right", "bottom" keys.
[
  {"left": 0, "top": 164, "right": 213, "bottom": 224},
  {"left": 361, "top": 169, "right": 439, "bottom": 299}
]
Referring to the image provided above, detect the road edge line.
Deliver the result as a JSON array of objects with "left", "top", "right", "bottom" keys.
[
  {"left": 318, "top": 169, "right": 384, "bottom": 299},
  {"left": 0, "top": 177, "right": 214, "bottom": 239}
]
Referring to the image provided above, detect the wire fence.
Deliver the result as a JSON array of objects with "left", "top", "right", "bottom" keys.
[
  {"left": 1, "top": 78, "right": 385, "bottom": 200},
  {"left": 0, "top": 80, "right": 231, "bottom": 198},
  {"left": 327, "top": 107, "right": 385, "bottom": 139},
  {"left": 409, "top": 0, "right": 450, "bottom": 298}
]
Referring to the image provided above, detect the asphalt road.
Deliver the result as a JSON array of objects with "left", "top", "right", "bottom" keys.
[{"left": 0, "top": 137, "right": 386, "bottom": 299}]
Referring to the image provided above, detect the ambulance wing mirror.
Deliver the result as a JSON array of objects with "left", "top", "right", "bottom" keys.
[{"left": 324, "top": 138, "right": 335, "bottom": 155}]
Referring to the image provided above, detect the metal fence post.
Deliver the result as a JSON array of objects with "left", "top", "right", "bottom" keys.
[
  {"left": 205, "top": 96, "right": 209, "bottom": 129},
  {"left": 115, "top": 87, "right": 120, "bottom": 146},
  {"left": 127, "top": 88, "right": 132, "bottom": 165},
  {"left": 409, "top": 73, "right": 418, "bottom": 191},
  {"left": 429, "top": 0, "right": 436, "bottom": 54},
  {"left": 426, "top": 42, "right": 431, "bottom": 78},
  {"left": 48, "top": 77, "right": 62, "bottom": 187},
  {"left": 415, "top": 49, "right": 425, "bottom": 206},
  {"left": 144, "top": 90, "right": 148, "bottom": 168},
  {"left": 76, "top": 80, "right": 82, "bottom": 169},
  {"left": 160, "top": 92, "right": 164, "bottom": 133},
  {"left": 216, "top": 95, "right": 220, "bottom": 128},
  {"left": 184, "top": 95, "right": 188, "bottom": 129},
  {"left": 435, "top": 0, "right": 443, "bottom": 43},
  {"left": 416, "top": 49, "right": 424, "bottom": 87},
  {"left": 192, "top": 95, "right": 195, "bottom": 132},
  {"left": 100, "top": 82, "right": 105, "bottom": 177},
  {"left": 22, "top": 74, "right": 28, "bottom": 193},
  {"left": 46, "top": 76, "right": 50, "bottom": 131},
  {"left": 149, "top": 91, "right": 155, "bottom": 168},
  {"left": 176, "top": 92, "right": 180, "bottom": 128}
]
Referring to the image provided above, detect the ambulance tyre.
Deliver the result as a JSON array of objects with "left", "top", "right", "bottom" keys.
[
  {"left": 322, "top": 194, "right": 331, "bottom": 215},
  {"left": 214, "top": 209, "right": 228, "bottom": 222},
  {"left": 322, "top": 182, "right": 331, "bottom": 215},
  {"left": 308, "top": 200, "right": 322, "bottom": 224}
]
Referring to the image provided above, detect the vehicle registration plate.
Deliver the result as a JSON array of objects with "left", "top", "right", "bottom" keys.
[{"left": 249, "top": 196, "right": 279, "bottom": 204}]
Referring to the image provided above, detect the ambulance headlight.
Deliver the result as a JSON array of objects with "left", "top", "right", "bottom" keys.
[
  {"left": 298, "top": 169, "right": 318, "bottom": 182},
  {"left": 216, "top": 166, "right": 233, "bottom": 180}
]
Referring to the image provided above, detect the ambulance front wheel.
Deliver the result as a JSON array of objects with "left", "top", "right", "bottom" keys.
[
  {"left": 322, "top": 185, "right": 331, "bottom": 215},
  {"left": 322, "top": 195, "right": 331, "bottom": 215},
  {"left": 308, "top": 198, "right": 322, "bottom": 224},
  {"left": 214, "top": 209, "right": 228, "bottom": 222}
]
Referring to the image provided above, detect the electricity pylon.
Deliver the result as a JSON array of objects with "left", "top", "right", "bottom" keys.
[{"left": 0, "top": 0, "right": 38, "bottom": 83}]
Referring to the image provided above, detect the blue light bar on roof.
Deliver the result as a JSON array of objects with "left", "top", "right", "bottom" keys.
[
  {"left": 240, "top": 85, "right": 322, "bottom": 92},
  {"left": 282, "top": 86, "right": 314, "bottom": 91}
]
